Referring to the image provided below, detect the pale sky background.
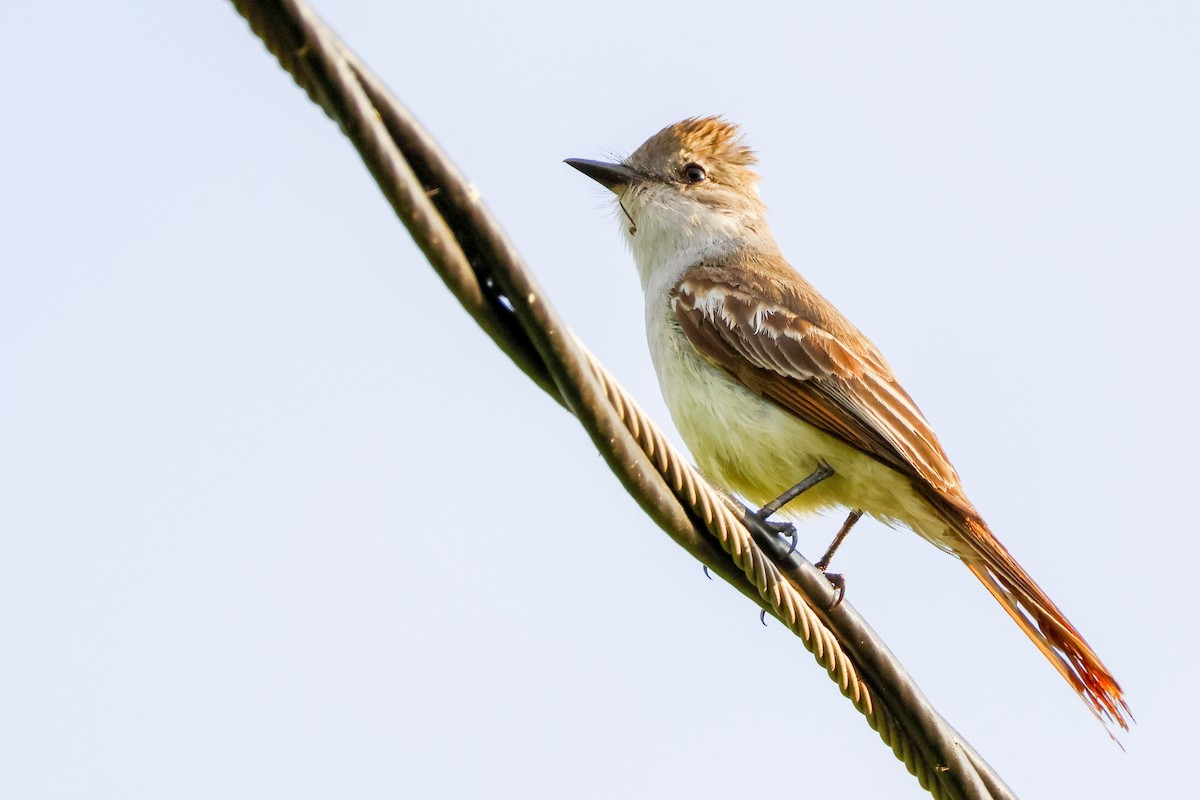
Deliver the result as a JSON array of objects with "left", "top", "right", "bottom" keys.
[{"left": 2, "top": 2, "right": 1198, "bottom": 798}]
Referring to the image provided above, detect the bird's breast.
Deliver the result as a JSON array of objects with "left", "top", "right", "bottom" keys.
[{"left": 646, "top": 296, "right": 828, "bottom": 507}]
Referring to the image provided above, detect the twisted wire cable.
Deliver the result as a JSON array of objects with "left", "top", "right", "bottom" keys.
[
  {"left": 579, "top": 343, "right": 868, "bottom": 693},
  {"left": 580, "top": 343, "right": 950, "bottom": 793},
  {"left": 225, "top": 2, "right": 1017, "bottom": 797}
]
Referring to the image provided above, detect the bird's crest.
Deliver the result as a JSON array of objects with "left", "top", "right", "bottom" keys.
[{"left": 627, "top": 116, "right": 758, "bottom": 176}]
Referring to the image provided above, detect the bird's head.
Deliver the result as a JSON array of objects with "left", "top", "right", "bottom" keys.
[{"left": 567, "top": 117, "right": 773, "bottom": 287}]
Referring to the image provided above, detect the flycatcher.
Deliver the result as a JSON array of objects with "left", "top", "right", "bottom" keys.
[{"left": 566, "top": 117, "right": 1128, "bottom": 730}]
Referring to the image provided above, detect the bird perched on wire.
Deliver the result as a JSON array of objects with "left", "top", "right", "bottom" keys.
[{"left": 566, "top": 117, "right": 1129, "bottom": 732}]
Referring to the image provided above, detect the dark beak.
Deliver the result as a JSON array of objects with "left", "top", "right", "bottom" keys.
[{"left": 564, "top": 158, "right": 644, "bottom": 191}]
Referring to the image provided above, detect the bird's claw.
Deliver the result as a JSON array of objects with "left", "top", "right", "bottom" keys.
[
  {"left": 759, "top": 518, "right": 798, "bottom": 555},
  {"left": 824, "top": 572, "right": 846, "bottom": 610}
]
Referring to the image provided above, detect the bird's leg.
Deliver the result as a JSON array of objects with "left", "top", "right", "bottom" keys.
[
  {"left": 755, "top": 462, "right": 835, "bottom": 520},
  {"left": 814, "top": 509, "right": 862, "bottom": 571},
  {"left": 814, "top": 509, "right": 863, "bottom": 609},
  {"left": 746, "top": 463, "right": 836, "bottom": 555}
]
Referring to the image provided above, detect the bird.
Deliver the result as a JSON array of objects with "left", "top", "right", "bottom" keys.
[{"left": 565, "top": 116, "right": 1129, "bottom": 731}]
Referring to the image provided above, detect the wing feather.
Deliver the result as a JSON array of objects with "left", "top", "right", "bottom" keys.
[{"left": 674, "top": 269, "right": 972, "bottom": 513}]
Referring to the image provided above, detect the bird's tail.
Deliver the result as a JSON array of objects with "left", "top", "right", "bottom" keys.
[{"left": 950, "top": 514, "right": 1131, "bottom": 732}]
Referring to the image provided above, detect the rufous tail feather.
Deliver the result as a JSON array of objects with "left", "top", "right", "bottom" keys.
[{"left": 953, "top": 515, "right": 1131, "bottom": 732}]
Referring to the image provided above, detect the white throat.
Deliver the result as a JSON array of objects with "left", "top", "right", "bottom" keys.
[{"left": 620, "top": 190, "right": 773, "bottom": 300}]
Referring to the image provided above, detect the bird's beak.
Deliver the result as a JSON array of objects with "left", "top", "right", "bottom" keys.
[{"left": 564, "top": 158, "right": 644, "bottom": 191}]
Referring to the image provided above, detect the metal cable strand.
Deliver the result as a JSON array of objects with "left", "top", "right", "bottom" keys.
[
  {"left": 583, "top": 342, "right": 1015, "bottom": 799},
  {"left": 230, "top": 0, "right": 765, "bottom": 605},
  {"left": 225, "top": 2, "right": 1016, "bottom": 798},
  {"left": 234, "top": 0, "right": 564, "bottom": 404},
  {"left": 228, "top": 4, "right": 980, "bottom": 796},
  {"left": 231, "top": 3, "right": 974, "bottom": 796},
  {"left": 578, "top": 344, "right": 947, "bottom": 793}
]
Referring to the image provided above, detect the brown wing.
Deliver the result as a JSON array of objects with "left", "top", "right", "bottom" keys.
[{"left": 674, "top": 266, "right": 975, "bottom": 516}]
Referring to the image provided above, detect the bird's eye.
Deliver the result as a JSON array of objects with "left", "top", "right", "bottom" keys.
[{"left": 682, "top": 163, "right": 707, "bottom": 184}]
